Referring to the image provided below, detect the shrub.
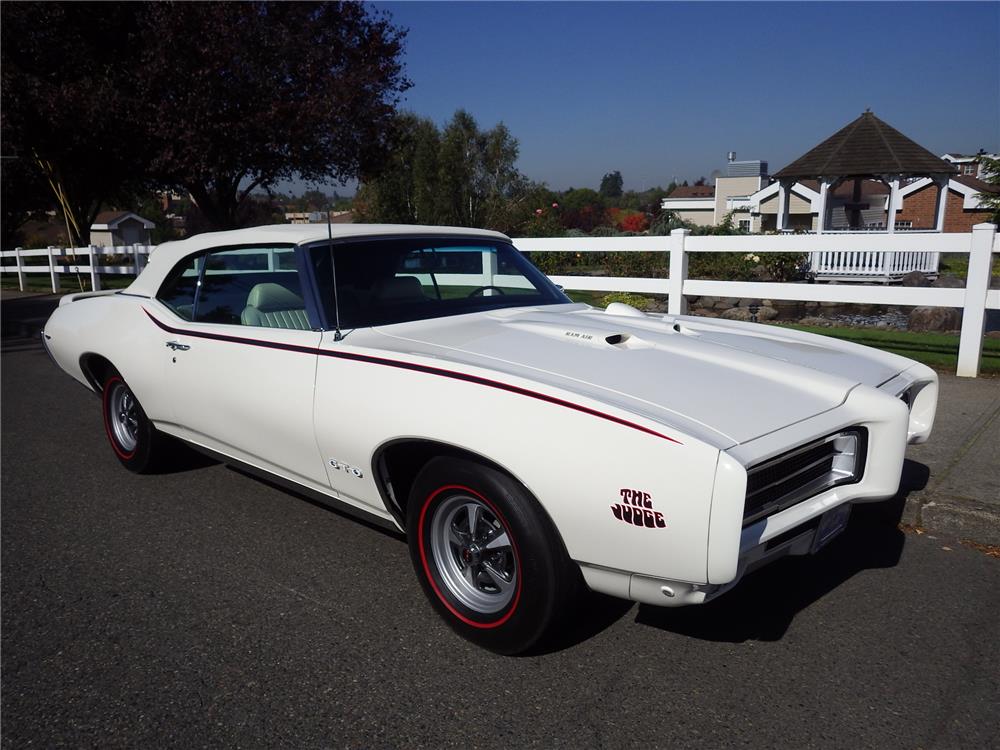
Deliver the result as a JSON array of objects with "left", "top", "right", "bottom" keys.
[{"left": 601, "top": 292, "right": 652, "bottom": 310}]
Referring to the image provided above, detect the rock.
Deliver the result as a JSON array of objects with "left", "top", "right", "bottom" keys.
[
  {"left": 986, "top": 330, "right": 1000, "bottom": 339},
  {"left": 932, "top": 274, "right": 965, "bottom": 288},
  {"left": 721, "top": 306, "right": 777, "bottom": 322},
  {"left": 908, "top": 306, "right": 961, "bottom": 332},
  {"left": 900, "top": 271, "right": 931, "bottom": 287},
  {"left": 698, "top": 296, "right": 719, "bottom": 307},
  {"left": 713, "top": 297, "right": 740, "bottom": 310},
  {"left": 737, "top": 298, "right": 763, "bottom": 308},
  {"left": 693, "top": 309, "right": 720, "bottom": 318},
  {"left": 804, "top": 301, "right": 820, "bottom": 309},
  {"left": 799, "top": 316, "right": 832, "bottom": 327}
]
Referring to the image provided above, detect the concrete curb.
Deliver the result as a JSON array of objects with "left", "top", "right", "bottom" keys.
[{"left": 904, "top": 496, "right": 1000, "bottom": 547}]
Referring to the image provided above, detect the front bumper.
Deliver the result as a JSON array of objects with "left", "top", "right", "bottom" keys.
[{"left": 579, "top": 365, "right": 937, "bottom": 609}]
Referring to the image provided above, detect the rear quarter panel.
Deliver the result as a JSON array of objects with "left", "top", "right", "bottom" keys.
[{"left": 44, "top": 295, "right": 169, "bottom": 420}]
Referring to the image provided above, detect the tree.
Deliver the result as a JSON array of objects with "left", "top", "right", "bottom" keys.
[
  {"left": 974, "top": 155, "right": 1000, "bottom": 223},
  {"left": 354, "top": 113, "right": 441, "bottom": 224},
  {"left": 356, "top": 110, "right": 529, "bottom": 233},
  {"left": 1, "top": 3, "right": 154, "bottom": 245},
  {"left": 138, "top": 2, "right": 410, "bottom": 229},
  {"left": 1, "top": 157, "right": 53, "bottom": 248},
  {"left": 599, "top": 171, "right": 624, "bottom": 199}
]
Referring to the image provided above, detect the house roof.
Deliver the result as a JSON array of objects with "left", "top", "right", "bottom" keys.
[
  {"left": 774, "top": 111, "right": 957, "bottom": 179},
  {"left": 90, "top": 211, "right": 156, "bottom": 230},
  {"left": 954, "top": 174, "right": 1000, "bottom": 194},
  {"left": 667, "top": 185, "right": 715, "bottom": 198}
]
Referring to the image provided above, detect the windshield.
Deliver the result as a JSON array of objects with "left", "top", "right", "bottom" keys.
[{"left": 308, "top": 237, "right": 569, "bottom": 329}]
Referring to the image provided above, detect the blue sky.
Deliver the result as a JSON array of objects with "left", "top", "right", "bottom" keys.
[{"left": 309, "top": 1, "right": 1000, "bottom": 194}]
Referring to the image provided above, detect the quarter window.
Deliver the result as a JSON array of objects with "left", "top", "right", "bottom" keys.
[{"left": 156, "top": 245, "right": 312, "bottom": 330}]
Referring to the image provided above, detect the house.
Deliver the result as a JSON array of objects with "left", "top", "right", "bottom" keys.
[
  {"left": 659, "top": 184, "right": 715, "bottom": 226},
  {"left": 896, "top": 174, "right": 1000, "bottom": 232},
  {"left": 89, "top": 211, "right": 155, "bottom": 246},
  {"left": 941, "top": 151, "right": 998, "bottom": 179},
  {"left": 661, "top": 155, "right": 768, "bottom": 230},
  {"left": 283, "top": 210, "right": 354, "bottom": 224}
]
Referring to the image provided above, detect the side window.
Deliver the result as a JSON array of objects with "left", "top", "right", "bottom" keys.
[
  {"left": 157, "top": 245, "right": 311, "bottom": 330},
  {"left": 157, "top": 256, "right": 201, "bottom": 320}
]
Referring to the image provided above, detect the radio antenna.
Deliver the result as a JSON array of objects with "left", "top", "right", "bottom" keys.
[{"left": 327, "top": 209, "right": 343, "bottom": 341}]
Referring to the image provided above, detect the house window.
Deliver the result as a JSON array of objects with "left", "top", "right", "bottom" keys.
[
  {"left": 962, "top": 164, "right": 976, "bottom": 175},
  {"left": 738, "top": 219, "right": 751, "bottom": 232}
]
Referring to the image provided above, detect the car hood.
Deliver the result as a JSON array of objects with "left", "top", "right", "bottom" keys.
[{"left": 372, "top": 304, "right": 909, "bottom": 447}]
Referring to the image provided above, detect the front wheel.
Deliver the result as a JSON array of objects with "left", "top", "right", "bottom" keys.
[
  {"left": 407, "top": 457, "right": 574, "bottom": 654},
  {"left": 102, "top": 372, "right": 169, "bottom": 473}
]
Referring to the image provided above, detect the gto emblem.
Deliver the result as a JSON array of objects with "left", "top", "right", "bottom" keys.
[
  {"left": 329, "top": 459, "right": 363, "bottom": 478},
  {"left": 611, "top": 488, "right": 665, "bottom": 529}
]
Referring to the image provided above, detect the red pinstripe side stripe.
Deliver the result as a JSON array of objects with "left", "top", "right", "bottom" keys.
[{"left": 144, "top": 308, "right": 682, "bottom": 445}]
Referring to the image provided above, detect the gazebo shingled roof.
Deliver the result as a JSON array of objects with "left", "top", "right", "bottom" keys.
[{"left": 774, "top": 111, "right": 956, "bottom": 179}]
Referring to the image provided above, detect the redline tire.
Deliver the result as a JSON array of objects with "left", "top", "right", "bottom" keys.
[
  {"left": 101, "top": 372, "right": 165, "bottom": 473},
  {"left": 407, "top": 457, "right": 574, "bottom": 655}
]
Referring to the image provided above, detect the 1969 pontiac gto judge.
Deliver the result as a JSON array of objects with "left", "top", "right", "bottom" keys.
[{"left": 43, "top": 224, "right": 938, "bottom": 653}]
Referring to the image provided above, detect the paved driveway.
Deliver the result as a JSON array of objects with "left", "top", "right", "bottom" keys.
[{"left": 2, "top": 295, "right": 998, "bottom": 748}]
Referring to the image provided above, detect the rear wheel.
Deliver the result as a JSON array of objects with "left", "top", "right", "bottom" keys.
[
  {"left": 407, "top": 457, "right": 574, "bottom": 654},
  {"left": 101, "top": 372, "right": 168, "bottom": 473}
]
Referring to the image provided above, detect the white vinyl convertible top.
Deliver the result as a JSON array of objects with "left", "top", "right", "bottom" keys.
[{"left": 126, "top": 223, "right": 511, "bottom": 297}]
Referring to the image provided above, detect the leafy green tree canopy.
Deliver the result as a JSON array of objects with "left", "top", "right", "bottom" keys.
[
  {"left": 974, "top": 155, "right": 1000, "bottom": 224},
  {"left": 599, "top": 170, "right": 624, "bottom": 198},
  {"left": 1, "top": 1, "right": 410, "bottom": 238},
  {"left": 356, "top": 110, "right": 532, "bottom": 234},
  {"left": 1, "top": 3, "right": 153, "bottom": 245}
]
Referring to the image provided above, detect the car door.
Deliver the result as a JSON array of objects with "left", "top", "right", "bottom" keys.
[{"left": 152, "top": 243, "right": 329, "bottom": 490}]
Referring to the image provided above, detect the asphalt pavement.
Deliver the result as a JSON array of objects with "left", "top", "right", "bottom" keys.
[{"left": 2, "top": 292, "right": 999, "bottom": 749}]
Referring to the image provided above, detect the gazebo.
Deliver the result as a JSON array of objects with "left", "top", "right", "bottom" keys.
[{"left": 772, "top": 111, "right": 957, "bottom": 233}]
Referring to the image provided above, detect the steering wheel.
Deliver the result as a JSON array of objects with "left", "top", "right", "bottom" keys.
[{"left": 467, "top": 285, "right": 507, "bottom": 297}]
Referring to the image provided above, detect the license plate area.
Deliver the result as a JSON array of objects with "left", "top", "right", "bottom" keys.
[{"left": 811, "top": 504, "right": 851, "bottom": 553}]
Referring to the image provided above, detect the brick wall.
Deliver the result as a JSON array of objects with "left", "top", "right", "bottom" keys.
[
  {"left": 896, "top": 184, "right": 938, "bottom": 229},
  {"left": 897, "top": 185, "right": 992, "bottom": 232}
]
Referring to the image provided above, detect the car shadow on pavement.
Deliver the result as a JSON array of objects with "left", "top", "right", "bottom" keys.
[{"left": 632, "top": 460, "right": 929, "bottom": 643}]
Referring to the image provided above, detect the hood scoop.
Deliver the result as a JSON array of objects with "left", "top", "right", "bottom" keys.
[{"left": 504, "top": 320, "right": 652, "bottom": 350}]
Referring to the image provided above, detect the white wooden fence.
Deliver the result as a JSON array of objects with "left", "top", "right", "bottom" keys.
[
  {"left": 516, "top": 224, "right": 999, "bottom": 378},
  {"left": 0, "top": 244, "right": 153, "bottom": 293},
  {"left": 2, "top": 226, "right": 997, "bottom": 377}
]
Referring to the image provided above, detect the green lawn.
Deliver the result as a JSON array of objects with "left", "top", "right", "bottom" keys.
[
  {"left": 772, "top": 324, "right": 1000, "bottom": 374},
  {"left": 565, "top": 290, "right": 999, "bottom": 375}
]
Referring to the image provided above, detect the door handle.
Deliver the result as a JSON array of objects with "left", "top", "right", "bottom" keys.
[{"left": 166, "top": 341, "right": 190, "bottom": 351}]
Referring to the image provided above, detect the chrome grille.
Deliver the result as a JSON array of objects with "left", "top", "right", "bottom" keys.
[{"left": 743, "top": 428, "right": 867, "bottom": 526}]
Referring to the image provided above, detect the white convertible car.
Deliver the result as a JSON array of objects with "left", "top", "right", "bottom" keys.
[{"left": 43, "top": 224, "right": 938, "bottom": 653}]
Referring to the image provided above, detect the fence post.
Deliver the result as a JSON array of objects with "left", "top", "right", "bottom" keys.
[
  {"left": 14, "top": 247, "right": 25, "bottom": 291},
  {"left": 668, "top": 228, "right": 689, "bottom": 315},
  {"left": 956, "top": 223, "right": 996, "bottom": 377},
  {"left": 47, "top": 246, "right": 58, "bottom": 293},
  {"left": 88, "top": 245, "right": 101, "bottom": 291}
]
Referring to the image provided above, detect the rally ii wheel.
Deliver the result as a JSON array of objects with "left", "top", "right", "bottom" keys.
[
  {"left": 101, "top": 372, "right": 167, "bottom": 473},
  {"left": 407, "top": 457, "right": 574, "bottom": 654}
]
